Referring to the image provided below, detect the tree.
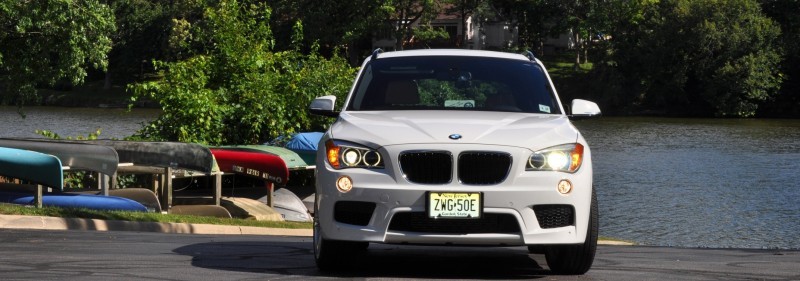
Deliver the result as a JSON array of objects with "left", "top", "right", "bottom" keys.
[
  {"left": 129, "top": 0, "right": 356, "bottom": 145},
  {"left": 443, "top": 0, "right": 492, "bottom": 48},
  {"left": 593, "top": 0, "right": 783, "bottom": 117},
  {"left": 0, "top": 0, "right": 115, "bottom": 106},
  {"left": 759, "top": 0, "right": 800, "bottom": 117},
  {"left": 105, "top": 0, "right": 169, "bottom": 88},
  {"left": 491, "top": 0, "right": 567, "bottom": 55},
  {"left": 390, "top": 0, "right": 429, "bottom": 50},
  {"left": 268, "top": 0, "right": 392, "bottom": 61}
]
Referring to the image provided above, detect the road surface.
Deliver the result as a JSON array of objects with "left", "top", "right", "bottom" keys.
[{"left": 0, "top": 229, "right": 796, "bottom": 280}]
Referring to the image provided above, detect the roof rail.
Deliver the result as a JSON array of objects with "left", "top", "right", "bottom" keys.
[
  {"left": 523, "top": 50, "right": 537, "bottom": 61},
  {"left": 371, "top": 48, "right": 384, "bottom": 60}
]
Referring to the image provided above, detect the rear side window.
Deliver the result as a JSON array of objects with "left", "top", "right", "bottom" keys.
[{"left": 347, "top": 56, "right": 560, "bottom": 114}]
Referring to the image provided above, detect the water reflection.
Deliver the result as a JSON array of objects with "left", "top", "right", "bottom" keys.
[{"left": 575, "top": 117, "right": 800, "bottom": 249}]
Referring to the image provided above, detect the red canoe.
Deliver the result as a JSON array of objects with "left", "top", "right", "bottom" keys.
[{"left": 210, "top": 148, "right": 289, "bottom": 186}]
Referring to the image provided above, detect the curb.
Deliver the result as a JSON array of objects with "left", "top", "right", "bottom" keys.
[{"left": 0, "top": 214, "right": 312, "bottom": 237}]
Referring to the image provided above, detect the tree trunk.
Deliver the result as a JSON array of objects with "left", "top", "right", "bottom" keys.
[
  {"left": 104, "top": 71, "right": 112, "bottom": 90},
  {"left": 461, "top": 6, "right": 468, "bottom": 49},
  {"left": 573, "top": 30, "right": 581, "bottom": 70}
]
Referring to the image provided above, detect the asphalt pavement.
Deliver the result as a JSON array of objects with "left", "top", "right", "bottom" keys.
[
  {"left": 0, "top": 214, "right": 634, "bottom": 245},
  {"left": 0, "top": 228, "right": 797, "bottom": 281}
]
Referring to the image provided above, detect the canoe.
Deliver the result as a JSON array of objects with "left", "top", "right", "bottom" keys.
[
  {"left": 0, "top": 138, "right": 118, "bottom": 176},
  {"left": 209, "top": 148, "right": 312, "bottom": 221},
  {"left": 20, "top": 139, "right": 217, "bottom": 173},
  {"left": 169, "top": 204, "right": 232, "bottom": 218},
  {"left": 82, "top": 140, "right": 217, "bottom": 173},
  {"left": 258, "top": 187, "right": 312, "bottom": 222},
  {"left": 216, "top": 145, "right": 311, "bottom": 170},
  {"left": 0, "top": 147, "right": 63, "bottom": 190},
  {"left": 209, "top": 148, "right": 289, "bottom": 185},
  {"left": 0, "top": 191, "right": 147, "bottom": 212},
  {"left": 106, "top": 188, "right": 162, "bottom": 213}
]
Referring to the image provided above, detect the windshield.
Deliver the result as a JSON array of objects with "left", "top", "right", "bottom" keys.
[{"left": 347, "top": 56, "right": 561, "bottom": 114}]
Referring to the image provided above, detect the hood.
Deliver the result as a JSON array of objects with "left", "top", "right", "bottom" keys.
[{"left": 329, "top": 111, "right": 580, "bottom": 150}]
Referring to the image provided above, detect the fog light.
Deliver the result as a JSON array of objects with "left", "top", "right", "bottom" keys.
[
  {"left": 336, "top": 176, "right": 353, "bottom": 193},
  {"left": 557, "top": 179, "right": 573, "bottom": 194}
]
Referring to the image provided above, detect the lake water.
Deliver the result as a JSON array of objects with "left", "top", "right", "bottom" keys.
[
  {"left": 574, "top": 117, "right": 800, "bottom": 250},
  {"left": 0, "top": 106, "right": 159, "bottom": 139},
  {"left": 1, "top": 107, "right": 799, "bottom": 249}
]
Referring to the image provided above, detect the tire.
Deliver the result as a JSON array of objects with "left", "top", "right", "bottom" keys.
[
  {"left": 313, "top": 212, "right": 368, "bottom": 271},
  {"left": 544, "top": 188, "right": 598, "bottom": 275}
]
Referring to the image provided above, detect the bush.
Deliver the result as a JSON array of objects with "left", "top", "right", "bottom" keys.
[{"left": 129, "top": 0, "right": 356, "bottom": 145}]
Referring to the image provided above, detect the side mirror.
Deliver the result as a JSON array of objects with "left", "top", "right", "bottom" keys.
[
  {"left": 309, "top": 95, "right": 339, "bottom": 117},
  {"left": 569, "top": 99, "right": 601, "bottom": 120}
]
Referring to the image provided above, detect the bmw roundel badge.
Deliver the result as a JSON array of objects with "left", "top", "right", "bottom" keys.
[{"left": 449, "top": 134, "right": 462, "bottom": 140}]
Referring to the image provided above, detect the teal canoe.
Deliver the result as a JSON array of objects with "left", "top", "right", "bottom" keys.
[
  {"left": 0, "top": 147, "right": 63, "bottom": 190},
  {"left": 0, "top": 138, "right": 118, "bottom": 176}
]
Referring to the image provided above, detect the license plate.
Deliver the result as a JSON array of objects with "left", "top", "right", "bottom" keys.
[{"left": 427, "top": 192, "right": 482, "bottom": 219}]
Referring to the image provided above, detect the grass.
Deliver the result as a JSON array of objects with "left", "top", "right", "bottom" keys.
[
  {"left": 539, "top": 51, "right": 594, "bottom": 79},
  {"left": 537, "top": 51, "right": 596, "bottom": 102},
  {"left": 0, "top": 203, "right": 312, "bottom": 229}
]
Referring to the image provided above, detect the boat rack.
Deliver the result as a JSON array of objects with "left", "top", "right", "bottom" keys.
[
  {"left": 0, "top": 138, "right": 319, "bottom": 214},
  {"left": 0, "top": 138, "right": 223, "bottom": 212}
]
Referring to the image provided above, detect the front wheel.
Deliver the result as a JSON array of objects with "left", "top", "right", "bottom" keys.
[
  {"left": 313, "top": 219, "right": 368, "bottom": 271},
  {"left": 544, "top": 188, "right": 598, "bottom": 275}
]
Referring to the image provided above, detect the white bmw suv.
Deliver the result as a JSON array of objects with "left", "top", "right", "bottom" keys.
[{"left": 309, "top": 49, "right": 601, "bottom": 274}]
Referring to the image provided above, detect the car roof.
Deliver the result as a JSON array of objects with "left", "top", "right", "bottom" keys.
[{"left": 371, "top": 49, "right": 531, "bottom": 62}]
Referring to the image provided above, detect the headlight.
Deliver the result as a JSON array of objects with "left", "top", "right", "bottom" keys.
[
  {"left": 325, "top": 140, "right": 384, "bottom": 169},
  {"left": 526, "top": 143, "right": 584, "bottom": 173}
]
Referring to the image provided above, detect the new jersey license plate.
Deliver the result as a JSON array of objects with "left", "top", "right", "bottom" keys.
[{"left": 427, "top": 192, "right": 482, "bottom": 219}]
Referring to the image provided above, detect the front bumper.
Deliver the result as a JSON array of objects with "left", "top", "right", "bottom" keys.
[{"left": 315, "top": 143, "right": 593, "bottom": 246}]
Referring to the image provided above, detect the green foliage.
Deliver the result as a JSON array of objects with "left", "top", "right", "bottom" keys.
[
  {"left": 130, "top": 0, "right": 356, "bottom": 145},
  {"left": 592, "top": 0, "right": 783, "bottom": 117},
  {"left": 34, "top": 129, "right": 103, "bottom": 141},
  {"left": 0, "top": 0, "right": 115, "bottom": 105},
  {"left": 268, "top": 0, "right": 392, "bottom": 52},
  {"left": 759, "top": 0, "right": 800, "bottom": 117}
]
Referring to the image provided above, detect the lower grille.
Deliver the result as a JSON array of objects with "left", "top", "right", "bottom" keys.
[
  {"left": 388, "top": 212, "right": 520, "bottom": 234},
  {"left": 533, "top": 205, "right": 574, "bottom": 229},
  {"left": 399, "top": 151, "right": 452, "bottom": 184},
  {"left": 458, "top": 152, "right": 512, "bottom": 185},
  {"left": 334, "top": 201, "right": 376, "bottom": 226}
]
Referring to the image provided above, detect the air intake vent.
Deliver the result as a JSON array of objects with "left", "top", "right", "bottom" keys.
[
  {"left": 388, "top": 212, "right": 520, "bottom": 234},
  {"left": 334, "top": 201, "right": 376, "bottom": 226},
  {"left": 458, "top": 152, "right": 511, "bottom": 185},
  {"left": 533, "top": 205, "right": 575, "bottom": 229},
  {"left": 399, "top": 151, "right": 452, "bottom": 184}
]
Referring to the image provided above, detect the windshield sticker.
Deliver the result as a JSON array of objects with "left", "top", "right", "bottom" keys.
[
  {"left": 539, "top": 104, "right": 551, "bottom": 113},
  {"left": 445, "top": 100, "right": 475, "bottom": 108}
]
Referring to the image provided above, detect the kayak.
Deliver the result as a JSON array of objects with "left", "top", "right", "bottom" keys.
[{"left": 0, "top": 191, "right": 147, "bottom": 212}]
